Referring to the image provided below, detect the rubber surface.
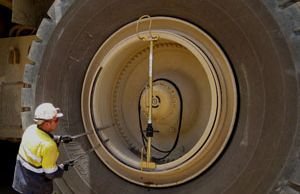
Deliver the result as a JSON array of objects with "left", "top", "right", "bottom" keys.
[{"left": 22, "top": 0, "right": 300, "bottom": 193}]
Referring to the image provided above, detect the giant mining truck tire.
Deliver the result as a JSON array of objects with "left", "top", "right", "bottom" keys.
[{"left": 22, "top": 0, "right": 300, "bottom": 193}]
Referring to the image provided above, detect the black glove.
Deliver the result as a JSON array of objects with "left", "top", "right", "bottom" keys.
[
  {"left": 60, "top": 135, "right": 73, "bottom": 143},
  {"left": 60, "top": 160, "right": 75, "bottom": 171}
]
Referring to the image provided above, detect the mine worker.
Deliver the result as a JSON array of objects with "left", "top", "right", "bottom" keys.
[{"left": 12, "top": 102, "right": 73, "bottom": 194}]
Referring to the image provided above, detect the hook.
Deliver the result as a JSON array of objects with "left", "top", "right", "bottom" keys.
[{"left": 136, "top": 15, "right": 159, "bottom": 41}]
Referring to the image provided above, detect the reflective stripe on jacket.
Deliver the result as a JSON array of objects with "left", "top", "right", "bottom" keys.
[{"left": 12, "top": 124, "right": 64, "bottom": 194}]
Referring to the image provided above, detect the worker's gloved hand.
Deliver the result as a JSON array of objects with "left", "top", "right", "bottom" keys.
[
  {"left": 60, "top": 160, "right": 75, "bottom": 171},
  {"left": 60, "top": 135, "right": 73, "bottom": 143}
]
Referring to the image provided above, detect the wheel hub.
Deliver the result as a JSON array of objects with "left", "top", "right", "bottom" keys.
[
  {"left": 140, "top": 80, "right": 180, "bottom": 123},
  {"left": 81, "top": 17, "right": 237, "bottom": 187}
]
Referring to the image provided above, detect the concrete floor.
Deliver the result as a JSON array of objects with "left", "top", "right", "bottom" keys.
[{"left": 0, "top": 140, "right": 19, "bottom": 194}]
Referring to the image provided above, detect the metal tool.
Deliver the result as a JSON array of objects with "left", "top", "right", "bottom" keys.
[
  {"left": 65, "top": 125, "right": 114, "bottom": 140},
  {"left": 136, "top": 15, "right": 159, "bottom": 170}
]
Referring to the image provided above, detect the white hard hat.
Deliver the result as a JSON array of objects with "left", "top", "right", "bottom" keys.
[{"left": 34, "top": 103, "right": 63, "bottom": 123}]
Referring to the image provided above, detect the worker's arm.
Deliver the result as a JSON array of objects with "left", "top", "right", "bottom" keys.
[{"left": 42, "top": 142, "right": 64, "bottom": 180}]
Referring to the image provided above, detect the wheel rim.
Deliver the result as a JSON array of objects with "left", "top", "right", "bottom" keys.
[{"left": 81, "top": 17, "right": 237, "bottom": 187}]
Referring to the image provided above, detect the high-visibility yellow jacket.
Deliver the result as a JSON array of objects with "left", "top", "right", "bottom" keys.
[
  {"left": 19, "top": 124, "right": 60, "bottom": 172},
  {"left": 12, "top": 124, "right": 64, "bottom": 194}
]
